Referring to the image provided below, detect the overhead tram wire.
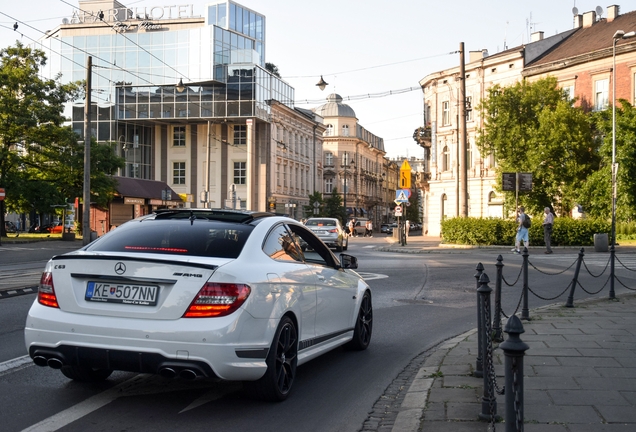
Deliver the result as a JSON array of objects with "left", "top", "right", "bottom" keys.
[
  {"left": 58, "top": 0, "right": 192, "bottom": 83},
  {"left": 293, "top": 86, "right": 421, "bottom": 105},
  {"left": 0, "top": 12, "right": 155, "bottom": 87}
]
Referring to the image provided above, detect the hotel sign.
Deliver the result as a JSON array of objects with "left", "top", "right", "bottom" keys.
[{"left": 69, "top": 4, "right": 200, "bottom": 24}]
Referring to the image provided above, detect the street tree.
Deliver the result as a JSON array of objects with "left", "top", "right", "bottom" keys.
[
  {"left": 577, "top": 100, "right": 636, "bottom": 221},
  {"left": 304, "top": 191, "right": 323, "bottom": 218},
  {"left": 476, "top": 76, "right": 596, "bottom": 216},
  {"left": 324, "top": 187, "right": 345, "bottom": 223},
  {"left": 0, "top": 42, "right": 81, "bottom": 235}
]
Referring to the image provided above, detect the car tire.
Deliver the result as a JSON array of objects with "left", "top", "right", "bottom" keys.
[
  {"left": 244, "top": 316, "right": 298, "bottom": 401},
  {"left": 60, "top": 365, "right": 113, "bottom": 382},
  {"left": 347, "top": 291, "right": 373, "bottom": 351},
  {"left": 335, "top": 242, "right": 343, "bottom": 252},
  {"left": 343, "top": 239, "right": 348, "bottom": 251}
]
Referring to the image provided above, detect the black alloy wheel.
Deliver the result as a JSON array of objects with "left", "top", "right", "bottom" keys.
[
  {"left": 245, "top": 316, "right": 298, "bottom": 401},
  {"left": 347, "top": 291, "right": 373, "bottom": 350}
]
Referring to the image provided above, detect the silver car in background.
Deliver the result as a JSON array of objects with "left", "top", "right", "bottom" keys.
[{"left": 304, "top": 218, "right": 348, "bottom": 251}]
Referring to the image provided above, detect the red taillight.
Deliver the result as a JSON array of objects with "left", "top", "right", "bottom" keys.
[
  {"left": 329, "top": 229, "right": 338, "bottom": 233},
  {"left": 38, "top": 272, "right": 59, "bottom": 308},
  {"left": 183, "top": 283, "right": 251, "bottom": 318}
]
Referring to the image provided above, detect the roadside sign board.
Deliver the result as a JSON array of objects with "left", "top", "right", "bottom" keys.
[
  {"left": 519, "top": 173, "right": 532, "bottom": 191},
  {"left": 395, "top": 189, "right": 409, "bottom": 202},
  {"left": 394, "top": 206, "right": 403, "bottom": 217},
  {"left": 0, "top": 188, "right": 5, "bottom": 201},
  {"left": 400, "top": 160, "right": 411, "bottom": 189},
  {"left": 502, "top": 173, "right": 532, "bottom": 191},
  {"left": 502, "top": 173, "right": 516, "bottom": 191}
]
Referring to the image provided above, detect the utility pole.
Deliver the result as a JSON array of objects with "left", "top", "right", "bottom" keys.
[
  {"left": 458, "top": 42, "right": 468, "bottom": 217},
  {"left": 82, "top": 56, "right": 92, "bottom": 245}
]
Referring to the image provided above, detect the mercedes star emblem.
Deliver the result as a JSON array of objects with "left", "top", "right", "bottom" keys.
[{"left": 114, "top": 262, "right": 126, "bottom": 275}]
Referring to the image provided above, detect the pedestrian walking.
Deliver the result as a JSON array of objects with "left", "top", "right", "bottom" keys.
[
  {"left": 365, "top": 220, "right": 373, "bottom": 237},
  {"left": 543, "top": 207, "right": 554, "bottom": 254},
  {"left": 405, "top": 220, "right": 410, "bottom": 238},
  {"left": 512, "top": 206, "right": 530, "bottom": 254},
  {"left": 348, "top": 219, "right": 355, "bottom": 237}
]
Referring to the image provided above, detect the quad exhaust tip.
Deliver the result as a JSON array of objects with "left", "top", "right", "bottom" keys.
[
  {"left": 180, "top": 369, "right": 197, "bottom": 380},
  {"left": 47, "top": 358, "right": 64, "bottom": 369}
]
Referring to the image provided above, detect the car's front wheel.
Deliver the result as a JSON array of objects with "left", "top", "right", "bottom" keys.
[
  {"left": 244, "top": 316, "right": 298, "bottom": 401},
  {"left": 60, "top": 365, "right": 113, "bottom": 382},
  {"left": 347, "top": 291, "right": 373, "bottom": 350}
]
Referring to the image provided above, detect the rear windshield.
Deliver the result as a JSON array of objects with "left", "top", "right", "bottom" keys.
[
  {"left": 86, "top": 220, "right": 253, "bottom": 259},
  {"left": 306, "top": 219, "right": 337, "bottom": 227}
]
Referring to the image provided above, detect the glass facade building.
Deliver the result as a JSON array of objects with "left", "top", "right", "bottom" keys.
[{"left": 36, "top": 0, "right": 294, "bottom": 180}]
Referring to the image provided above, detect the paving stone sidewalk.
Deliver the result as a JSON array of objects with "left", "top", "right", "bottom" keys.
[{"left": 389, "top": 294, "right": 636, "bottom": 432}]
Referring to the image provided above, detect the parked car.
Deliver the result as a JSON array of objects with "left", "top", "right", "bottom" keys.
[
  {"left": 304, "top": 217, "right": 348, "bottom": 251},
  {"left": 351, "top": 217, "right": 370, "bottom": 237},
  {"left": 24, "top": 209, "right": 372, "bottom": 401},
  {"left": 380, "top": 223, "right": 391, "bottom": 234},
  {"left": 49, "top": 221, "right": 74, "bottom": 234}
]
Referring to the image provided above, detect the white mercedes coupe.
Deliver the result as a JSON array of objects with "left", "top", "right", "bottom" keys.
[{"left": 24, "top": 209, "right": 373, "bottom": 401}]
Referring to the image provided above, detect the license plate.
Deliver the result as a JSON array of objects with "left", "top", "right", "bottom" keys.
[
  {"left": 85, "top": 281, "right": 159, "bottom": 306},
  {"left": 315, "top": 230, "right": 326, "bottom": 235}
]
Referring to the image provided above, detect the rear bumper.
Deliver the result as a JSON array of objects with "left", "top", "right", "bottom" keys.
[
  {"left": 24, "top": 302, "right": 273, "bottom": 381},
  {"left": 29, "top": 344, "right": 218, "bottom": 379}
]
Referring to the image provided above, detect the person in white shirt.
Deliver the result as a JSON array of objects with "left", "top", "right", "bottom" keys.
[{"left": 543, "top": 207, "right": 554, "bottom": 254}]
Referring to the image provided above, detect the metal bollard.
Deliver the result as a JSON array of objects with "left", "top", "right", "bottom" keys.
[
  {"left": 609, "top": 244, "right": 616, "bottom": 299},
  {"left": 478, "top": 272, "right": 497, "bottom": 422},
  {"left": 474, "top": 262, "right": 484, "bottom": 378},
  {"left": 565, "top": 248, "right": 584, "bottom": 308},
  {"left": 493, "top": 255, "right": 504, "bottom": 342},
  {"left": 499, "top": 315, "right": 529, "bottom": 432},
  {"left": 521, "top": 247, "right": 530, "bottom": 320}
]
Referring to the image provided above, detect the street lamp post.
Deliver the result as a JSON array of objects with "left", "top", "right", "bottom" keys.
[
  {"left": 341, "top": 152, "right": 355, "bottom": 221},
  {"left": 610, "top": 29, "right": 635, "bottom": 299}
]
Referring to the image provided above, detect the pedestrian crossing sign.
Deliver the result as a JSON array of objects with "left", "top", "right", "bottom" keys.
[{"left": 395, "top": 190, "right": 409, "bottom": 202}]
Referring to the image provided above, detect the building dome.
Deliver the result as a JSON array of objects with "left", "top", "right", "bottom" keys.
[{"left": 313, "top": 93, "right": 357, "bottom": 118}]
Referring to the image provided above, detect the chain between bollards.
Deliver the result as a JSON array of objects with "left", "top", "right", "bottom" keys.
[{"left": 474, "top": 262, "right": 484, "bottom": 378}]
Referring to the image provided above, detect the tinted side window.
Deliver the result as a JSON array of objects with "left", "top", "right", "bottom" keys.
[{"left": 262, "top": 224, "right": 305, "bottom": 263}]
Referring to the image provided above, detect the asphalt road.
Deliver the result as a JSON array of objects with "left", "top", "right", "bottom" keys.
[{"left": 1, "top": 237, "right": 634, "bottom": 432}]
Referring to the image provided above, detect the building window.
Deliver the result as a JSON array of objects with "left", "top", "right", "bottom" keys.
[
  {"left": 563, "top": 84, "right": 575, "bottom": 101},
  {"left": 442, "top": 101, "right": 450, "bottom": 126},
  {"left": 342, "top": 152, "right": 351, "bottom": 165},
  {"left": 466, "top": 96, "right": 473, "bottom": 122},
  {"left": 173, "top": 126, "right": 186, "bottom": 147},
  {"left": 233, "top": 161, "right": 246, "bottom": 185},
  {"left": 325, "top": 124, "right": 334, "bottom": 136},
  {"left": 325, "top": 152, "right": 333, "bottom": 166},
  {"left": 595, "top": 79, "right": 609, "bottom": 111},
  {"left": 173, "top": 162, "right": 186, "bottom": 184},
  {"left": 342, "top": 124, "right": 350, "bottom": 136},
  {"left": 442, "top": 145, "right": 450, "bottom": 171},
  {"left": 325, "top": 178, "right": 333, "bottom": 193},
  {"left": 233, "top": 125, "right": 247, "bottom": 145}
]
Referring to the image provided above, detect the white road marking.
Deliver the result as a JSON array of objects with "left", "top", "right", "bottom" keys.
[
  {"left": 358, "top": 272, "right": 389, "bottom": 281},
  {"left": 0, "top": 355, "right": 32, "bottom": 375}
]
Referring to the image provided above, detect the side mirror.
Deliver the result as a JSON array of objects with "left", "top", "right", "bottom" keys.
[{"left": 339, "top": 254, "right": 358, "bottom": 269}]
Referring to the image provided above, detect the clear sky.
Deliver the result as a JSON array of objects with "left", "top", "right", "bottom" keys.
[{"left": 0, "top": 0, "right": 623, "bottom": 158}]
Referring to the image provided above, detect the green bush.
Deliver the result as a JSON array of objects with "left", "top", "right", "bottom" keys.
[{"left": 441, "top": 216, "right": 610, "bottom": 246}]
